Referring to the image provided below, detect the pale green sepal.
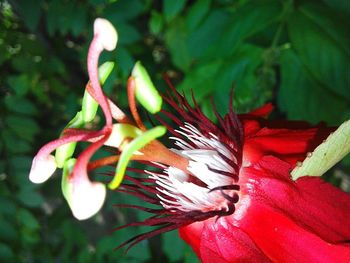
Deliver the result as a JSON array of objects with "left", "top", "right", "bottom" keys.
[
  {"left": 108, "top": 126, "right": 167, "bottom": 189},
  {"left": 82, "top": 61, "right": 115, "bottom": 122},
  {"left": 132, "top": 61, "right": 163, "bottom": 114},
  {"left": 104, "top": 123, "right": 143, "bottom": 148},
  {"left": 55, "top": 112, "right": 84, "bottom": 168},
  {"left": 61, "top": 158, "right": 76, "bottom": 206},
  {"left": 291, "top": 120, "right": 350, "bottom": 180}
]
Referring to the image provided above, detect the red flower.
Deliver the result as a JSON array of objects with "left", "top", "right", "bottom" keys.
[
  {"left": 110, "top": 86, "right": 350, "bottom": 262},
  {"left": 179, "top": 108, "right": 350, "bottom": 262}
]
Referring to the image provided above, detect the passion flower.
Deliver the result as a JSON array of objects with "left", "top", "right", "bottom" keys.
[
  {"left": 110, "top": 85, "right": 350, "bottom": 262},
  {"left": 29, "top": 18, "right": 350, "bottom": 263}
]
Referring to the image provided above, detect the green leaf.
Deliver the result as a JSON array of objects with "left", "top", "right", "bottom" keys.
[
  {"left": 8, "top": 156, "right": 32, "bottom": 174},
  {"left": 117, "top": 23, "right": 141, "bottom": 45},
  {"left": 186, "top": 0, "right": 211, "bottom": 31},
  {"left": 179, "top": 44, "right": 263, "bottom": 112},
  {"left": 178, "top": 60, "right": 223, "bottom": 102},
  {"left": 5, "top": 115, "right": 40, "bottom": 141},
  {"left": 8, "top": 155, "right": 38, "bottom": 189},
  {"left": 0, "top": 197, "right": 17, "bottom": 217},
  {"left": 3, "top": 130, "right": 32, "bottom": 154},
  {"left": 103, "top": 0, "right": 145, "bottom": 24},
  {"left": 300, "top": 3, "right": 350, "bottom": 58},
  {"left": 213, "top": 44, "right": 264, "bottom": 113},
  {"left": 149, "top": 11, "right": 164, "bottom": 35},
  {"left": 207, "top": 0, "right": 282, "bottom": 57},
  {"left": 162, "top": 231, "right": 185, "bottom": 262},
  {"left": 0, "top": 220, "right": 18, "bottom": 242},
  {"left": 184, "top": 244, "right": 200, "bottom": 263},
  {"left": 17, "top": 189, "right": 45, "bottom": 208},
  {"left": 16, "top": 0, "right": 42, "bottom": 31},
  {"left": 0, "top": 243, "right": 15, "bottom": 263},
  {"left": 6, "top": 74, "right": 31, "bottom": 96},
  {"left": 17, "top": 208, "right": 40, "bottom": 230},
  {"left": 4, "top": 95, "right": 38, "bottom": 115},
  {"left": 70, "top": 7, "right": 88, "bottom": 37},
  {"left": 278, "top": 49, "right": 349, "bottom": 125},
  {"left": 116, "top": 47, "right": 135, "bottom": 78},
  {"left": 291, "top": 120, "right": 350, "bottom": 180},
  {"left": 187, "top": 9, "right": 230, "bottom": 59},
  {"left": 163, "top": 0, "right": 187, "bottom": 21},
  {"left": 95, "top": 230, "right": 150, "bottom": 262},
  {"left": 322, "top": 0, "right": 350, "bottom": 14},
  {"left": 164, "top": 17, "right": 192, "bottom": 71},
  {"left": 46, "top": 0, "right": 69, "bottom": 35},
  {"left": 288, "top": 9, "right": 350, "bottom": 100}
]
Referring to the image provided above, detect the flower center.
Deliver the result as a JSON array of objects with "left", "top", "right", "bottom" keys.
[{"left": 147, "top": 123, "right": 241, "bottom": 214}]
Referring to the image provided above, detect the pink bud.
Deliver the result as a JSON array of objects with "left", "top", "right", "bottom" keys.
[
  {"left": 93, "top": 18, "right": 118, "bottom": 51},
  {"left": 29, "top": 154, "right": 57, "bottom": 184},
  {"left": 68, "top": 179, "right": 106, "bottom": 220}
]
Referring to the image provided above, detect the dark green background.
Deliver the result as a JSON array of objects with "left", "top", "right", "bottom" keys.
[{"left": 1, "top": 0, "right": 350, "bottom": 262}]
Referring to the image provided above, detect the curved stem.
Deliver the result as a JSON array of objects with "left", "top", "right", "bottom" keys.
[
  {"left": 86, "top": 83, "right": 132, "bottom": 124},
  {"left": 87, "top": 38, "right": 113, "bottom": 127},
  {"left": 35, "top": 129, "right": 107, "bottom": 159},
  {"left": 71, "top": 127, "right": 112, "bottom": 182}
]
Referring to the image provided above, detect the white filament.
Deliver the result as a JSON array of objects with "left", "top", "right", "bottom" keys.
[{"left": 148, "top": 123, "right": 238, "bottom": 213}]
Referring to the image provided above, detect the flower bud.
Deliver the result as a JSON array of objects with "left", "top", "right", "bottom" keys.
[
  {"left": 62, "top": 158, "right": 106, "bottom": 220},
  {"left": 29, "top": 154, "right": 57, "bottom": 184},
  {"left": 132, "top": 61, "right": 163, "bottom": 114},
  {"left": 93, "top": 18, "right": 118, "bottom": 51}
]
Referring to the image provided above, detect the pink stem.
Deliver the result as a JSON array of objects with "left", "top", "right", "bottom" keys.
[
  {"left": 71, "top": 127, "right": 112, "bottom": 182},
  {"left": 35, "top": 129, "right": 106, "bottom": 159},
  {"left": 86, "top": 83, "right": 132, "bottom": 124},
  {"left": 87, "top": 37, "right": 113, "bottom": 127}
]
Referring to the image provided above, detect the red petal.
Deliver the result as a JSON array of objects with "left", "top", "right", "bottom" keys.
[
  {"left": 180, "top": 156, "right": 350, "bottom": 262},
  {"left": 179, "top": 218, "right": 271, "bottom": 263},
  {"left": 243, "top": 127, "right": 331, "bottom": 167},
  {"left": 247, "top": 103, "right": 274, "bottom": 118},
  {"left": 242, "top": 156, "right": 350, "bottom": 243},
  {"left": 239, "top": 203, "right": 350, "bottom": 263}
]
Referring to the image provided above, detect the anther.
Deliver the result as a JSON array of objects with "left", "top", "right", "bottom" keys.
[{"left": 208, "top": 184, "right": 240, "bottom": 193}]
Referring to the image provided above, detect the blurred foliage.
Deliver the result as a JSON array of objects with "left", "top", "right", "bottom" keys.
[{"left": 0, "top": 0, "right": 350, "bottom": 262}]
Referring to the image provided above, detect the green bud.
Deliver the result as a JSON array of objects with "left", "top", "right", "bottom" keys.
[
  {"left": 108, "top": 125, "right": 167, "bottom": 189},
  {"left": 291, "top": 120, "right": 350, "bottom": 180},
  {"left": 82, "top": 61, "right": 115, "bottom": 122},
  {"left": 132, "top": 61, "right": 163, "bottom": 114}
]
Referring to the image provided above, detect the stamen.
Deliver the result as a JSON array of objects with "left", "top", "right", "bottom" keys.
[
  {"left": 127, "top": 77, "right": 146, "bottom": 130},
  {"left": 208, "top": 185, "right": 240, "bottom": 192},
  {"left": 220, "top": 191, "right": 239, "bottom": 204}
]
